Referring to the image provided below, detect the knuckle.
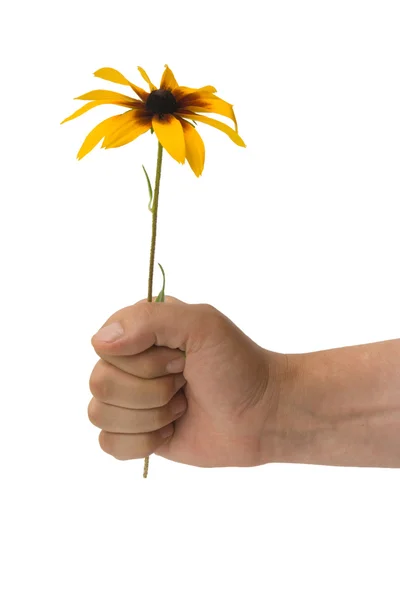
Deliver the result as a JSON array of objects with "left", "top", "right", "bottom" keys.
[
  {"left": 197, "top": 303, "right": 222, "bottom": 327},
  {"left": 199, "top": 302, "right": 230, "bottom": 333},
  {"left": 89, "top": 361, "right": 109, "bottom": 400},
  {"left": 187, "top": 303, "right": 224, "bottom": 353},
  {"left": 87, "top": 398, "right": 102, "bottom": 428},
  {"left": 199, "top": 302, "right": 219, "bottom": 316},
  {"left": 99, "top": 430, "right": 117, "bottom": 457},
  {"left": 98, "top": 430, "right": 111, "bottom": 453}
]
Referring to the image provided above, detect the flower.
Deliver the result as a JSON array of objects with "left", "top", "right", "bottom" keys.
[{"left": 61, "top": 64, "right": 246, "bottom": 176}]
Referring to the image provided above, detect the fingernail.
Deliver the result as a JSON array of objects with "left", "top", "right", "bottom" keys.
[
  {"left": 160, "top": 424, "right": 174, "bottom": 439},
  {"left": 166, "top": 356, "right": 186, "bottom": 373},
  {"left": 92, "top": 322, "right": 124, "bottom": 343},
  {"left": 171, "top": 396, "right": 187, "bottom": 416}
]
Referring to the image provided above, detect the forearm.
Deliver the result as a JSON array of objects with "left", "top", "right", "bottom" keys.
[{"left": 272, "top": 338, "right": 400, "bottom": 468}]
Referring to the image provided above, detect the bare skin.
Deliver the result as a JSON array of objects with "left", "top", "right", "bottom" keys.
[
  {"left": 88, "top": 296, "right": 400, "bottom": 468},
  {"left": 276, "top": 338, "right": 400, "bottom": 468}
]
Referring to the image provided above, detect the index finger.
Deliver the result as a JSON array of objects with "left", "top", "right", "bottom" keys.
[{"left": 92, "top": 345, "right": 185, "bottom": 379}]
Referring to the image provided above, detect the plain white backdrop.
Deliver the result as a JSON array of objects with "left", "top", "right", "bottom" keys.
[{"left": 1, "top": 0, "right": 399, "bottom": 598}]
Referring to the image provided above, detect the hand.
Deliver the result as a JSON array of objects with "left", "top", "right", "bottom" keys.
[{"left": 88, "top": 296, "right": 288, "bottom": 467}]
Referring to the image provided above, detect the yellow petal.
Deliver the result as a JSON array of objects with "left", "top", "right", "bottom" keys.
[
  {"left": 99, "top": 110, "right": 143, "bottom": 142},
  {"left": 61, "top": 91, "right": 142, "bottom": 125},
  {"left": 93, "top": 67, "right": 133, "bottom": 86},
  {"left": 61, "top": 100, "right": 102, "bottom": 124},
  {"left": 180, "top": 95, "right": 238, "bottom": 131},
  {"left": 137, "top": 66, "right": 157, "bottom": 91},
  {"left": 74, "top": 89, "right": 142, "bottom": 106},
  {"left": 178, "top": 118, "right": 205, "bottom": 177},
  {"left": 76, "top": 114, "right": 123, "bottom": 160},
  {"left": 103, "top": 111, "right": 151, "bottom": 147},
  {"left": 159, "top": 64, "right": 179, "bottom": 91},
  {"left": 152, "top": 114, "right": 185, "bottom": 164},
  {"left": 174, "top": 85, "right": 217, "bottom": 102},
  {"left": 177, "top": 111, "right": 246, "bottom": 147},
  {"left": 93, "top": 67, "right": 149, "bottom": 102},
  {"left": 104, "top": 118, "right": 152, "bottom": 149}
]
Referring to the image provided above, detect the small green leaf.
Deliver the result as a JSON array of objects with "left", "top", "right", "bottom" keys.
[
  {"left": 142, "top": 165, "right": 153, "bottom": 212},
  {"left": 155, "top": 263, "right": 166, "bottom": 303},
  {"left": 150, "top": 126, "right": 154, "bottom": 134}
]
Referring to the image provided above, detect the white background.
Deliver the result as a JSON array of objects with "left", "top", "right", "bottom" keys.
[{"left": 1, "top": 1, "right": 399, "bottom": 598}]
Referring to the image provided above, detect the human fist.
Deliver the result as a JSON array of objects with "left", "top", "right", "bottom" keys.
[{"left": 88, "top": 296, "right": 285, "bottom": 467}]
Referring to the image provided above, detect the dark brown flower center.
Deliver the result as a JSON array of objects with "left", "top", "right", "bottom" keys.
[{"left": 145, "top": 89, "right": 178, "bottom": 116}]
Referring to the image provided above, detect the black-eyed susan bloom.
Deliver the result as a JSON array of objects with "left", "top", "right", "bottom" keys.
[
  {"left": 61, "top": 64, "right": 245, "bottom": 176},
  {"left": 62, "top": 64, "right": 245, "bottom": 479}
]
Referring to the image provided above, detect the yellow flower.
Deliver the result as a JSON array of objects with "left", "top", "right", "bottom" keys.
[{"left": 61, "top": 64, "right": 246, "bottom": 176}]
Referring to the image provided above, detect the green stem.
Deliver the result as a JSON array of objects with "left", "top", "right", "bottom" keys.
[
  {"left": 143, "top": 141, "right": 163, "bottom": 479},
  {"left": 147, "top": 141, "right": 163, "bottom": 302}
]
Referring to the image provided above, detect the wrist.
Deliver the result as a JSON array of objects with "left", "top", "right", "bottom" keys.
[
  {"left": 260, "top": 348, "right": 334, "bottom": 466},
  {"left": 267, "top": 351, "right": 319, "bottom": 465},
  {"left": 259, "top": 349, "right": 305, "bottom": 465}
]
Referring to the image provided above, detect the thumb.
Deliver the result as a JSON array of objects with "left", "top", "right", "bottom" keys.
[{"left": 91, "top": 299, "right": 217, "bottom": 357}]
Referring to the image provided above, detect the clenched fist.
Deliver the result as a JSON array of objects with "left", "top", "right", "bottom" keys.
[{"left": 88, "top": 296, "right": 289, "bottom": 467}]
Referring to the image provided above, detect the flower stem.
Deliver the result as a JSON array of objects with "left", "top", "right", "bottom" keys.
[{"left": 143, "top": 141, "right": 164, "bottom": 479}]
